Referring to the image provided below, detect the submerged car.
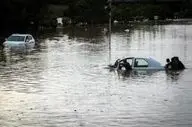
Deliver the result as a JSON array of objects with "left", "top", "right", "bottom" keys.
[
  {"left": 109, "top": 57, "right": 165, "bottom": 71},
  {"left": 3, "top": 34, "right": 35, "bottom": 48}
]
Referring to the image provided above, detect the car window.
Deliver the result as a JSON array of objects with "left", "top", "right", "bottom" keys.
[
  {"left": 134, "top": 58, "right": 148, "bottom": 67},
  {"left": 126, "top": 58, "right": 133, "bottom": 66},
  {"left": 7, "top": 36, "right": 25, "bottom": 42},
  {"left": 120, "top": 58, "right": 133, "bottom": 66}
]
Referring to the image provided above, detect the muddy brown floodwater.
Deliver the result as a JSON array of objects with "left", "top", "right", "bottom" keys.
[{"left": 0, "top": 24, "right": 192, "bottom": 127}]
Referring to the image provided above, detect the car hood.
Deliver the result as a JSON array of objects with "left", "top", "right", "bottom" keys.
[
  {"left": 4, "top": 41, "right": 26, "bottom": 47},
  {"left": 4, "top": 41, "right": 25, "bottom": 44}
]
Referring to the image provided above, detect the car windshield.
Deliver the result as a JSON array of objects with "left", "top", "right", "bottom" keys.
[{"left": 7, "top": 36, "right": 25, "bottom": 42}]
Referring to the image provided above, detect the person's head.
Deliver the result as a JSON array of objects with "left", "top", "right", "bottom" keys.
[
  {"left": 175, "top": 57, "right": 179, "bottom": 61},
  {"left": 166, "top": 58, "right": 170, "bottom": 63},
  {"left": 172, "top": 56, "right": 179, "bottom": 62},
  {"left": 171, "top": 57, "right": 175, "bottom": 62}
]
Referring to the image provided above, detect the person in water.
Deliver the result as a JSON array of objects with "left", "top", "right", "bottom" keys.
[
  {"left": 108, "top": 59, "right": 120, "bottom": 68},
  {"left": 118, "top": 59, "right": 132, "bottom": 71},
  {"left": 172, "top": 57, "right": 185, "bottom": 70},
  {"left": 165, "top": 58, "right": 171, "bottom": 69},
  {"left": 114, "top": 59, "right": 120, "bottom": 68},
  {"left": 165, "top": 57, "right": 185, "bottom": 70}
]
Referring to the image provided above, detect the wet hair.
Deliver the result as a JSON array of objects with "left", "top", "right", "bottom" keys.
[
  {"left": 166, "top": 58, "right": 170, "bottom": 63},
  {"left": 172, "top": 56, "right": 179, "bottom": 62},
  {"left": 175, "top": 57, "right": 179, "bottom": 61},
  {"left": 123, "top": 59, "right": 127, "bottom": 63},
  {"left": 171, "top": 57, "right": 175, "bottom": 62}
]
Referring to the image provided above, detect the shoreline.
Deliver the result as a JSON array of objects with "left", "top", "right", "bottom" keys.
[{"left": 0, "top": 19, "right": 192, "bottom": 44}]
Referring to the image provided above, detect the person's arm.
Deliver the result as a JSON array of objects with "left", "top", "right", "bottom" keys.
[
  {"left": 179, "top": 61, "right": 185, "bottom": 69},
  {"left": 181, "top": 62, "right": 185, "bottom": 69}
]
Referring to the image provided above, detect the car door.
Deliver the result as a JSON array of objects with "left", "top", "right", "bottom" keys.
[
  {"left": 28, "top": 36, "right": 34, "bottom": 43},
  {"left": 30, "top": 36, "right": 35, "bottom": 43},
  {"left": 25, "top": 36, "right": 35, "bottom": 48},
  {"left": 25, "top": 36, "right": 29, "bottom": 43},
  {"left": 133, "top": 58, "right": 149, "bottom": 70}
]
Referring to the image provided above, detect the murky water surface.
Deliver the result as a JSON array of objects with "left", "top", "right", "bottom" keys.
[{"left": 0, "top": 24, "right": 192, "bottom": 127}]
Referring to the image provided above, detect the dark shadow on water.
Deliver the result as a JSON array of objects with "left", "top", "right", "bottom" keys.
[
  {"left": 165, "top": 70, "right": 184, "bottom": 82},
  {"left": 0, "top": 45, "right": 40, "bottom": 67},
  {"left": 114, "top": 69, "right": 163, "bottom": 79},
  {"left": 114, "top": 69, "right": 185, "bottom": 82},
  {"left": 0, "top": 45, "right": 6, "bottom": 65}
]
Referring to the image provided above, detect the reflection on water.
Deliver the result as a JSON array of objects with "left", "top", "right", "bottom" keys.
[
  {"left": 165, "top": 70, "right": 185, "bottom": 82},
  {"left": 0, "top": 24, "right": 192, "bottom": 127}
]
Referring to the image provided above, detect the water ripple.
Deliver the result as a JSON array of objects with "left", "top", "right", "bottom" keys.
[{"left": 0, "top": 24, "right": 192, "bottom": 126}]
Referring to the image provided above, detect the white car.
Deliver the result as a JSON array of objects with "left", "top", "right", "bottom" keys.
[
  {"left": 3, "top": 34, "right": 35, "bottom": 48},
  {"left": 109, "top": 57, "right": 165, "bottom": 71}
]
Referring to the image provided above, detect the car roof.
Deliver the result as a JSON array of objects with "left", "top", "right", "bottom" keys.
[
  {"left": 11, "top": 34, "right": 31, "bottom": 36},
  {"left": 121, "top": 57, "right": 163, "bottom": 67}
]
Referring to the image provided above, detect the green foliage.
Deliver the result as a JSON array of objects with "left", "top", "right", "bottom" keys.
[
  {"left": 0, "top": 0, "right": 192, "bottom": 31},
  {"left": 112, "top": 4, "right": 175, "bottom": 21},
  {"left": 1, "top": 0, "right": 46, "bottom": 27},
  {"left": 65, "top": 0, "right": 106, "bottom": 23}
]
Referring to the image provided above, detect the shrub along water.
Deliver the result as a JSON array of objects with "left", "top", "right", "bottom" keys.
[{"left": 0, "top": 0, "right": 191, "bottom": 33}]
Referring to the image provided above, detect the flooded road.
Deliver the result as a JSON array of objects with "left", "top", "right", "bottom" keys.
[{"left": 0, "top": 24, "right": 192, "bottom": 127}]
